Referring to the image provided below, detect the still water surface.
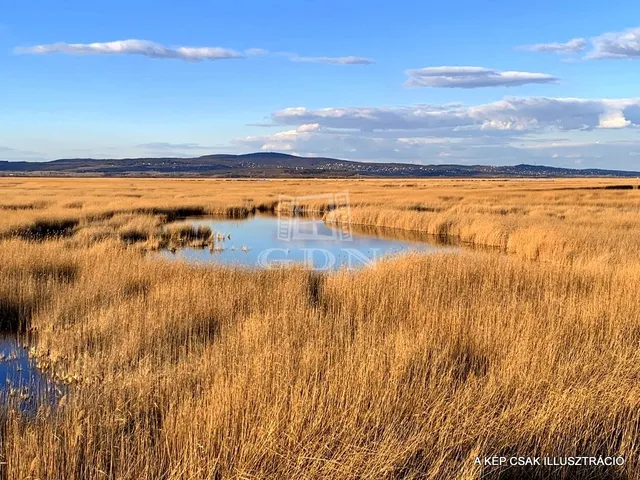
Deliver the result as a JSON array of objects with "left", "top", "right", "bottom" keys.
[
  {"left": 0, "top": 334, "right": 62, "bottom": 412},
  {"left": 160, "top": 215, "right": 456, "bottom": 270}
]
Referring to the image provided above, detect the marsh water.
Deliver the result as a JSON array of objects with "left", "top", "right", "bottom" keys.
[
  {"left": 160, "top": 215, "right": 456, "bottom": 270},
  {"left": 0, "top": 334, "right": 62, "bottom": 413}
]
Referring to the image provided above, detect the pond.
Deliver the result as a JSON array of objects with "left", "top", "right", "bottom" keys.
[
  {"left": 0, "top": 334, "right": 63, "bottom": 413},
  {"left": 159, "top": 214, "right": 457, "bottom": 270}
]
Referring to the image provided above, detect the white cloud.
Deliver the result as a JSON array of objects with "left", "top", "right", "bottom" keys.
[
  {"left": 598, "top": 110, "right": 631, "bottom": 129},
  {"left": 296, "top": 123, "right": 321, "bottom": 133},
  {"left": 404, "top": 66, "right": 558, "bottom": 88},
  {"left": 15, "top": 41, "right": 374, "bottom": 66},
  {"left": 245, "top": 48, "right": 269, "bottom": 57},
  {"left": 271, "top": 97, "right": 640, "bottom": 132},
  {"left": 271, "top": 105, "right": 467, "bottom": 130},
  {"left": 521, "top": 38, "right": 587, "bottom": 54},
  {"left": 237, "top": 124, "right": 323, "bottom": 151},
  {"left": 15, "top": 39, "right": 245, "bottom": 61},
  {"left": 290, "top": 55, "right": 375, "bottom": 65},
  {"left": 588, "top": 27, "right": 640, "bottom": 59},
  {"left": 527, "top": 27, "right": 640, "bottom": 60},
  {"left": 234, "top": 96, "right": 640, "bottom": 168}
]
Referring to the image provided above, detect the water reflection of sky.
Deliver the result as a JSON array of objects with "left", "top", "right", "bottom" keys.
[
  {"left": 0, "top": 334, "right": 63, "bottom": 412},
  {"left": 160, "top": 215, "right": 456, "bottom": 270}
]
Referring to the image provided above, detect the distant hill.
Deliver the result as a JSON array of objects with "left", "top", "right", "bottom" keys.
[{"left": 1, "top": 153, "right": 639, "bottom": 178}]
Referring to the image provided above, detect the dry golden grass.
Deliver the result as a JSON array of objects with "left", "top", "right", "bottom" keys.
[
  {"left": 0, "top": 177, "right": 639, "bottom": 479},
  {"left": 3, "top": 177, "right": 640, "bottom": 265}
]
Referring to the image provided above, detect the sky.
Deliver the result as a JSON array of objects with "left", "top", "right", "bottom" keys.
[{"left": 2, "top": 0, "right": 640, "bottom": 169}]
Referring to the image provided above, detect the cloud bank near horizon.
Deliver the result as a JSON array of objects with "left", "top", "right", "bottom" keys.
[{"left": 234, "top": 96, "right": 640, "bottom": 167}]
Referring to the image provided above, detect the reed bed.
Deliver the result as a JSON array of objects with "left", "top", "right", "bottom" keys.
[{"left": 0, "top": 177, "right": 639, "bottom": 479}]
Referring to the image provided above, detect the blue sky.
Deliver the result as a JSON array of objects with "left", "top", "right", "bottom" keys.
[{"left": 2, "top": 0, "right": 640, "bottom": 169}]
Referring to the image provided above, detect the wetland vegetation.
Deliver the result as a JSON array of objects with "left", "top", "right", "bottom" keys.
[{"left": 0, "top": 177, "right": 639, "bottom": 479}]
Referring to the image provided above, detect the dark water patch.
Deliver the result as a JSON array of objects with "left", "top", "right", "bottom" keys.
[{"left": 0, "top": 334, "right": 65, "bottom": 414}]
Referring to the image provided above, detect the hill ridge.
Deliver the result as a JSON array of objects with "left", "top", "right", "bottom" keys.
[{"left": 1, "top": 153, "right": 639, "bottom": 178}]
